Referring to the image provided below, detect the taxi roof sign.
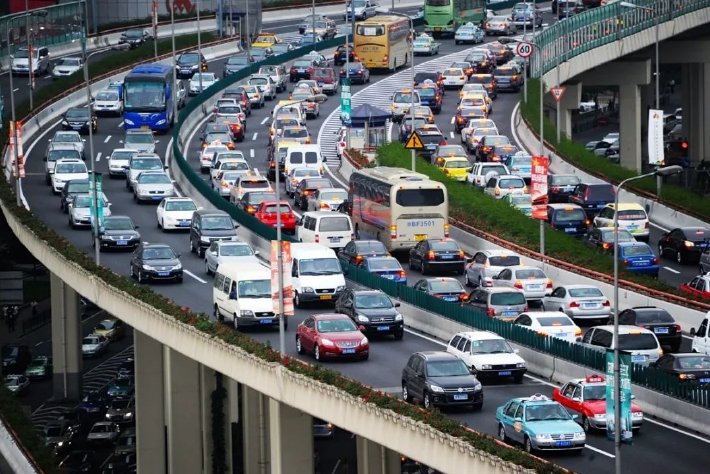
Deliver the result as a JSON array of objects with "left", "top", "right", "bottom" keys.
[
  {"left": 404, "top": 131, "right": 425, "bottom": 150},
  {"left": 585, "top": 375, "right": 605, "bottom": 384}
]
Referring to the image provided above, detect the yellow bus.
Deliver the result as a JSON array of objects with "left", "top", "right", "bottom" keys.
[{"left": 353, "top": 16, "right": 411, "bottom": 72}]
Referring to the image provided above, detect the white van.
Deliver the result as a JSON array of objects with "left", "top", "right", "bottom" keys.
[
  {"left": 690, "top": 311, "right": 710, "bottom": 355},
  {"left": 284, "top": 144, "right": 324, "bottom": 177},
  {"left": 290, "top": 243, "right": 346, "bottom": 308},
  {"left": 296, "top": 211, "right": 353, "bottom": 249},
  {"left": 213, "top": 263, "right": 284, "bottom": 330}
]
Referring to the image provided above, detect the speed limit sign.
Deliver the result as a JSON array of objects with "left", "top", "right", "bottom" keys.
[{"left": 516, "top": 42, "right": 534, "bottom": 58}]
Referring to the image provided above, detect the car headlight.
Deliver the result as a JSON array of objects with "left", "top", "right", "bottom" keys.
[
  {"left": 172, "top": 263, "right": 182, "bottom": 271},
  {"left": 54, "top": 179, "right": 63, "bottom": 184},
  {"left": 336, "top": 285, "right": 346, "bottom": 292},
  {"left": 124, "top": 412, "right": 133, "bottom": 418},
  {"left": 156, "top": 119, "right": 166, "bottom": 125},
  {"left": 200, "top": 236, "right": 211, "bottom": 243},
  {"left": 105, "top": 413, "right": 111, "bottom": 419},
  {"left": 632, "top": 411, "right": 644, "bottom": 418},
  {"left": 516, "top": 362, "right": 526, "bottom": 368},
  {"left": 239, "top": 310, "right": 254, "bottom": 317},
  {"left": 61, "top": 120, "right": 68, "bottom": 125},
  {"left": 301, "top": 287, "right": 314, "bottom": 293},
  {"left": 142, "top": 264, "right": 155, "bottom": 271},
  {"left": 125, "top": 119, "right": 134, "bottom": 126},
  {"left": 360, "top": 337, "right": 368, "bottom": 346},
  {"left": 356, "top": 315, "right": 369, "bottom": 323},
  {"left": 480, "top": 364, "right": 492, "bottom": 370},
  {"left": 473, "top": 382, "right": 482, "bottom": 391},
  {"left": 395, "top": 313, "right": 403, "bottom": 321},
  {"left": 594, "top": 413, "right": 606, "bottom": 420},
  {"left": 56, "top": 441, "right": 64, "bottom": 447},
  {"left": 573, "top": 432, "right": 586, "bottom": 441},
  {"left": 320, "top": 338, "right": 334, "bottom": 346},
  {"left": 429, "top": 384, "right": 445, "bottom": 393},
  {"left": 535, "top": 433, "right": 552, "bottom": 441}
]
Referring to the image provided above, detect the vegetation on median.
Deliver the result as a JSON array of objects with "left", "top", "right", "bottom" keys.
[{"left": 519, "top": 78, "right": 709, "bottom": 222}]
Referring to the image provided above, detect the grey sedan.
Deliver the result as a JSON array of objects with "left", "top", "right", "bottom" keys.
[{"left": 541, "top": 285, "right": 612, "bottom": 322}]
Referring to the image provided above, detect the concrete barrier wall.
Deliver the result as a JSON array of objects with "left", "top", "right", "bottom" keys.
[{"left": 0, "top": 420, "right": 40, "bottom": 474}]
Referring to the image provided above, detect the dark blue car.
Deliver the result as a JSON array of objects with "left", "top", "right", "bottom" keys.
[
  {"left": 362, "top": 256, "right": 407, "bottom": 284},
  {"left": 106, "top": 378, "right": 135, "bottom": 399},
  {"left": 547, "top": 204, "right": 589, "bottom": 237},
  {"left": 618, "top": 242, "right": 659, "bottom": 277}
]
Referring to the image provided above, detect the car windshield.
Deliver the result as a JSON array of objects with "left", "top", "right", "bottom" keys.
[
  {"left": 124, "top": 80, "right": 165, "bottom": 111},
  {"left": 193, "top": 73, "right": 216, "bottom": 82},
  {"left": 222, "top": 162, "right": 249, "bottom": 171},
  {"left": 601, "top": 229, "right": 635, "bottom": 242},
  {"left": 131, "top": 158, "right": 162, "bottom": 170},
  {"left": 138, "top": 173, "right": 170, "bottom": 184},
  {"left": 283, "top": 129, "right": 308, "bottom": 138},
  {"left": 488, "top": 255, "right": 520, "bottom": 266},
  {"left": 367, "top": 258, "right": 401, "bottom": 271},
  {"left": 354, "top": 293, "right": 393, "bottom": 309},
  {"left": 470, "top": 338, "right": 513, "bottom": 354},
  {"left": 298, "top": 258, "right": 342, "bottom": 275},
  {"left": 551, "top": 175, "right": 580, "bottom": 186},
  {"left": 490, "top": 292, "right": 526, "bottom": 306},
  {"left": 237, "top": 279, "right": 271, "bottom": 298},
  {"left": 65, "top": 108, "right": 89, "bottom": 119},
  {"left": 583, "top": 384, "right": 606, "bottom": 400},
  {"left": 143, "top": 247, "right": 175, "bottom": 259},
  {"left": 510, "top": 156, "right": 531, "bottom": 167},
  {"left": 426, "top": 360, "right": 469, "bottom": 377},
  {"left": 429, "top": 279, "right": 463, "bottom": 293},
  {"left": 82, "top": 337, "right": 100, "bottom": 345},
  {"left": 510, "top": 195, "right": 531, "bottom": 206},
  {"left": 96, "top": 91, "right": 118, "bottom": 101},
  {"left": 618, "top": 333, "right": 659, "bottom": 350},
  {"left": 395, "top": 188, "right": 445, "bottom": 207},
  {"left": 126, "top": 134, "right": 154, "bottom": 144},
  {"left": 179, "top": 53, "right": 199, "bottom": 65},
  {"left": 104, "top": 218, "right": 133, "bottom": 231},
  {"left": 202, "top": 216, "right": 233, "bottom": 230},
  {"left": 515, "top": 268, "right": 545, "bottom": 279},
  {"left": 249, "top": 77, "right": 268, "bottom": 85},
  {"left": 431, "top": 241, "right": 459, "bottom": 251},
  {"left": 317, "top": 318, "right": 358, "bottom": 332},
  {"left": 554, "top": 209, "right": 586, "bottom": 222},
  {"left": 220, "top": 244, "right": 254, "bottom": 257},
  {"left": 56, "top": 163, "right": 86, "bottom": 173},
  {"left": 525, "top": 404, "right": 571, "bottom": 421},
  {"left": 568, "top": 287, "right": 604, "bottom": 298},
  {"left": 125, "top": 29, "right": 143, "bottom": 38},
  {"left": 621, "top": 245, "right": 653, "bottom": 257},
  {"left": 677, "top": 356, "right": 710, "bottom": 369},
  {"left": 537, "top": 316, "right": 573, "bottom": 327},
  {"left": 246, "top": 192, "right": 277, "bottom": 204},
  {"left": 109, "top": 400, "right": 130, "bottom": 410},
  {"left": 319, "top": 217, "right": 351, "bottom": 231},
  {"left": 471, "top": 75, "right": 493, "bottom": 84},
  {"left": 165, "top": 200, "right": 196, "bottom": 211},
  {"left": 294, "top": 169, "right": 321, "bottom": 178},
  {"left": 393, "top": 92, "right": 414, "bottom": 103}
]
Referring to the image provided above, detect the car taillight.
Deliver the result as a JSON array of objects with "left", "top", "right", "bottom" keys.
[
  {"left": 486, "top": 307, "right": 495, "bottom": 317},
  {"left": 444, "top": 223, "right": 450, "bottom": 238},
  {"left": 645, "top": 222, "right": 650, "bottom": 229},
  {"left": 523, "top": 305, "right": 528, "bottom": 311},
  {"left": 483, "top": 146, "right": 490, "bottom": 152},
  {"left": 351, "top": 233, "right": 355, "bottom": 241},
  {"left": 546, "top": 278, "right": 553, "bottom": 288},
  {"left": 306, "top": 137, "right": 311, "bottom": 144},
  {"left": 315, "top": 234, "right": 319, "bottom": 243},
  {"left": 602, "top": 300, "right": 611, "bottom": 307},
  {"left": 675, "top": 324, "right": 682, "bottom": 332},
  {"left": 495, "top": 188, "right": 501, "bottom": 196},
  {"left": 303, "top": 190, "right": 310, "bottom": 195},
  {"left": 459, "top": 293, "right": 469, "bottom": 301},
  {"left": 458, "top": 250, "right": 465, "bottom": 259},
  {"left": 339, "top": 141, "right": 345, "bottom": 147},
  {"left": 269, "top": 161, "right": 276, "bottom": 168},
  {"left": 514, "top": 280, "right": 523, "bottom": 289},
  {"left": 427, "top": 251, "right": 435, "bottom": 261},
  {"left": 390, "top": 224, "right": 397, "bottom": 240},
  {"left": 399, "top": 271, "right": 406, "bottom": 278},
  {"left": 320, "top": 203, "right": 329, "bottom": 209},
  {"left": 575, "top": 328, "right": 582, "bottom": 336},
  {"left": 247, "top": 206, "right": 255, "bottom": 213},
  {"left": 220, "top": 181, "right": 229, "bottom": 188},
  {"left": 623, "top": 259, "right": 630, "bottom": 266},
  {"left": 355, "top": 255, "right": 363, "bottom": 264},
  {"left": 652, "top": 256, "right": 659, "bottom": 264},
  {"left": 569, "top": 301, "right": 580, "bottom": 308}
]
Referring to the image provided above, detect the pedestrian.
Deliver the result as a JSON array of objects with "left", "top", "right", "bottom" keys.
[
  {"left": 669, "top": 79, "right": 676, "bottom": 94},
  {"left": 31, "top": 300, "right": 38, "bottom": 316},
  {"left": 7, "top": 310, "right": 16, "bottom": 333}
]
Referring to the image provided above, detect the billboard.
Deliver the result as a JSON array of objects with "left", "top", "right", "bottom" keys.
[
  {"left": 606, "top": 350, "right": 633, "bottom": 444},
  {"left": 530, "top": 155, "right": 549, "bottom": 220},
  {"left": 270, "top": 240, "right": 294, "bottom": 318},
  {"left": 647, "top": 108, "right": 664, "bottom": 165}
]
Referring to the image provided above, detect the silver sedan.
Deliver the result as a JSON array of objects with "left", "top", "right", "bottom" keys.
[
  {"left": 542, "top": 285, "right": 611, "bottom": 321},
  {"left": 491, "top": 265, "right": 550, "bottom": 301},
  {"left": 204, "top": 240, "right": 260, "bottom": 275}
]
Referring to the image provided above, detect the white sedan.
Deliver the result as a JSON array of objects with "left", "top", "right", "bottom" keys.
[
  {"left": 82, "top": 334, "right": 109, "bottom": 358},
  {"left": 542, "top": 285, "right": 612, "bottom": 322},
  {"left": 86, "top": 422, "right": 120, "bottom": 444},
  {"left": 133, "top": 171, "right": 175, "bottom": 203},
  {"left": 51, "top": 56, "right": 83, "bottom": 79},
  {"left": 108, "top": 148, "right": 136, "bottom": 177},
  {"left": 512, "top": 312, "right": 582, "bottom": 343},
  {"left": 156, "top": 197, "right": 199, "bottom": 230},
  {"left": 491, "top": 265, "right": 551, "bottom": 301},
  {"left": 4, "top": 375, "right": 30, "bottom": 394},
  {"left": 204, "top": 240, "right": 260, "bottom": 275},
  {"left": 189, "top": 72, "right": 218, "bottom": 95},
  {"left": 412, "top": 35, "right": 440, "bottom": 56},
  {"left": 442, "top": 68, "right": 467, "bottom": 88},
  {"left": 92, "top": 89, "right": 123, "bottom": 115}
]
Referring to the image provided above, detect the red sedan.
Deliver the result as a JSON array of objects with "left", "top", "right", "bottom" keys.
[
  {"left": 296, "top": 314, "right": 369, "bottom": 362},
  {"left": 680, "top": 275, "right": 710, "bottom": 300},
  {"left": 254, "top": 201, "right": 297, "bottom": 234},
  {"left": 552, "top": 374, "right": 644, "bottom": 432}
]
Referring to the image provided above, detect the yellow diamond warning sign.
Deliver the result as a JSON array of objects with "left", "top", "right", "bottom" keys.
[{"left": 404, "top": 131, "right": 425, "bottom": 150}]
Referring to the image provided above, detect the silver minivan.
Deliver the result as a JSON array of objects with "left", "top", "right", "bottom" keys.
[
  {"left": 579, "top": 325, "right": 663, "bottom": 366},
  {"left": 465, "top": 287, "right": 527, "bottom": 321}
]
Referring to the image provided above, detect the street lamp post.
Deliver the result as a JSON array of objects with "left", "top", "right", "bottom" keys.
[
  {"left": 171, "top": 0, "right": 178, "bottom": 124},
  {"left": 612, "top": 164, "right": 682, "bottom": 474},
  {"left": 197, "top": 0, "right": 203, "bottom": 96}
]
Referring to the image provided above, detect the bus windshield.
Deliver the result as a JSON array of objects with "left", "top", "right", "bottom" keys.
[
  {"left": 426, "top": 0, "right": 451, "bottom": 5},
  {"left": 124, "top": 81, "right": 166, "bottom": 111}
]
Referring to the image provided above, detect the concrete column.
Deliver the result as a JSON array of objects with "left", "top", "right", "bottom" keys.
[
  {"left": 268, "top": 398, "right": 313, "bottom": 474},
  {"left": 135, "top": 331, "right": 166, "bottom": 474},
  {"left": 356, "top": 436, "right": 401, "bottom": 474},
  {"left": 49, "top": 272, "right": 82, "bottom": 401},
  {"left": 164, "top": 347, "right": 202, "bottom": 474},
  {"left": 241, "top": 385, "right": 268, "bottom": 474},
  {"left": 225, "top": 378, "right": 240, "bottom": 473},
  {"left": 681, "top": 63, "right": 710, "bottom": 167},
  {"left": 619, "top": 83, "right": 643, "bottom": 172},
  {"left": 201, "top": 367, "right": 217, "bottom": 473},
  {"left": 543, "top": 81, "right": 582, "bottom": 140}
]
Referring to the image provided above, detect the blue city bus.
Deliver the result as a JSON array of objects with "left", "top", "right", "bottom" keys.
[{"left": 122, "top": 64, "right": 174, "bottom": 131}]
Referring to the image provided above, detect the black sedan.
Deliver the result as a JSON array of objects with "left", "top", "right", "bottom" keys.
[
  {"left": 583, "top": 227, "right": 636, "bottom": 253},
  {"left": 222, "top": 54, "right": 254, "bottom": 77},
  {"left": 547, "top": 174, "right": 581, "bottom": 203},
  {"left": 339, "top": 62, "right": 370, "bottom": 84},
  {"left": 658, "top": 227, "right": 710, "bottom": 264},
  {"left": 119, "top": 28, "right": 152, "bottom": 48},
  {"left": 61, "top": 107, "right": 97, "bottom": 134},
  {"left": 412, "top": 277, "right": 468, "bottom": 303},
  {"left": 129, "top": 243, "right": 183, "bottom": 283},
  {"left": 652, "top": 353, "right": 710, "bottom": 384},
  {"left": 97, "top": 215, "right": 141, "bottom": 251},
  {"left": 337, "top": 240, "right": 389, "bottom": 265},
  {"left": 409, "top": 239, "right": 466, "bottom": 275},
  {"left": 335, "top": 289, "right": 403, "bottom": 339},
  {"left": 611, "top": 307, "right": 682, "bottom": 352},
  {"left": 333, "top": 43, "right": 356, "bottom": 66}
]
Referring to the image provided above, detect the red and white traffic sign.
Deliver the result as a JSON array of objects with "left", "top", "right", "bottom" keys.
[
  {"left": 516, "top": 41, "right": 534, "bottom": 58},
  {"left": 550, "top": 86, "right": 566, "bottom": 102}
]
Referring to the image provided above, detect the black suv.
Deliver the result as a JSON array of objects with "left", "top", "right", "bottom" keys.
[
  {"left": 176, "top": 51, "right": 208, "bottom": 79},
  {"left": 610, "top": 307, "right": 682, "bottom": 352},
  {"left": 335, "top": 289, "right": 403, "bottom": 339},
  {"left": 189, "top": 210, "right": 238, "bottom": 257},
  {"left": 401, "top": 351, "right": 483, "bottom": 410},
  {"left": 568, "top": 183, "right": 616, "bottom": 217},
  {"left": 294, "top": 177, "right": 334, "bottom": 211},
  {"left": 2, "top": 344, "right": 31, "bottom": 374}
]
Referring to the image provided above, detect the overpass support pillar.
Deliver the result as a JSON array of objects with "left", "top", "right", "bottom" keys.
[
  {"left": 543, "top": 81, "right": 582, "bottom": 140},
  {"left": 240, "top": 385, "right": 269, "bottom": 474},
  {"left": 200, "top": 367, "right": 217, "bottom": 473},
  {"left": 356, "top": 437, "right": 401, "bottom": 474},
  {"left": 681, "top": 63, "right": 710, "bottom": 166},
  {"left": 49, "top": 272, "right": 82, "bottom": 401},
  {"left": 268, "top": 398, "right": 313, "bottom": 474},
  {"left": 164, "top": 347, "right": 203, "bottom": 474},
  {"left": 619, "top": 82, "right": 643, "bottom": 172},
  {"left": 135, "top": 331, "right": 166, "bottom": 474}
]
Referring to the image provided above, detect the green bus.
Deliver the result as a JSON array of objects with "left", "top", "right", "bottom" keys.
[{"left": 423, "top": 0, "right": 487, "bottom": 36}]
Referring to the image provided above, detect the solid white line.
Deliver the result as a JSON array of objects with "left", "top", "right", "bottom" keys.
[
  {"left": 449, "top": 131, "right": 455, "bottom": 139},
  {"left": 663, "top": 266, "right": 681, "bottom": 274},
  {"left": 104, "top": 135, "right": 111, "bottom": 143},
  {"left": 450, "top": 116, "right": 455, "bottom": 125},
  {"left": 13, "top": 88, "right": 19, "bottom": 92},
  {"left": 252, "top": 132, "right": 258, "bottom": 141},
  {"left": 184, "top": 269, "right": 207, "bottom": 284},
  {"left": 250, "top": 149, "right": 255, "bottom": 158},
  {"left": 261, "top": 116, "right": 269, "bottom": 125},
  {"left": 118, "top": 121, "right": 124, "bottom": 128},
  {"left": 95, "top": 152, "right": 102, "bottom": 162},
  {"left": 650, "top": 221, "right": 670, "bottom": 232}
]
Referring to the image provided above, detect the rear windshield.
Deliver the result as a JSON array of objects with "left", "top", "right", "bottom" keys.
[
  {"left": 618, "top": 210, "right": 647, "bottom": 220},
  {"left": 490, "top": 292, "right": 526, "bottom": 306},
  {"left": 420, "top": 134, "right": 444, "bottom": 145},
  {"left": 621, "top": 245, "right": 653, "bottom": 257},
  {"left": 480, "top": 165, "right": 508, "bottom": 176},
  {"left": 488, "top": 255, "right": 520, "bottom": 266},
  {"left": 537, "top": 316, "right": 573, "bottom": 327},
  {"left": 498, "top": 178, "right": 524, "bottom": 189},
  {"left": 487, "top": 136, "right": 509, "bottom": 146},
  {"left": 495, "top": 69, "right": 516, "bottom": 77},
  {"left": 241, "top": 180, "right": 268, "bottom": 189},
  {"left": 553, "top": 209, "right": 586, "bottom": 222},
  {"left": 264, "top": 204, "right": 292, "bottom": 213},
  {"left": 431, "top": 241, "right": 459, "bottom": 251},
  {"left": 368, "top": 258, "right": 401, "bottom": 271},
  {"left": 550, "top": 175, "right": 581, "bottom": 186},
  {"left": 618, "top": 333, "right": 658, "bottom": 350},
  {"left": 587, "top": 185, "right": 615, "bottom": 200},
  {"left": 568, "top": 287, "right": 604, "bottom": 298},
  {"left": 677, "top": 356, "right": 710, "bottom": 369},
  {"left": 430, "top": 280, "right": 463, "bottom": 293},
  {"left": 318, "top": 217, "right": 351, "bottom": 232},
  {"left": 634, "top": 310, "right": 674, "bottom": 324},
  {"left": 684, "top": 228, "right": 710, "bottom": 240},
  {"left": 515, "top": 268, "right": 545, "bottom": 279}
]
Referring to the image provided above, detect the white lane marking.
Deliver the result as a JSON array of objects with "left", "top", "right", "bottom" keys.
[
  {"left": 118, "top": 121, "right": 124, "bottom": 128},
  {"left": 13, "top": 88, "right": 19, "bottom": 92},
  {"left": 450, "top": 131, "right": 455, "bottom": 139},
  {"left": 184, "top": 269, "right": 207, "bottom": 284},
  {"left": 95, "top": 152, "right": 102, "bottom": 162},
  {"left": 261, "top": 116, "right": 270, "bottom": 125},
  {"left": 250, "top": 149, "right": 255, "bottom": 158},
  {"left": 450, "top": 116, "right": 455, "bottom": 125},
  {"left": 252, "top": 132, "right": 258, "bottom": 141},
  {"left": 104, "top": 135, "right": 111, "bottom": 143},
  {"left": 650, "top": 222, "right": 669, "bottom": 232},
  {"left": 664, "top": 266, "right": 681, "bottom": 274}
]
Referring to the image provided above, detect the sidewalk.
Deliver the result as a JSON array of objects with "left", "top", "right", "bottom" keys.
[{"left": 0, "top": 299, "right": 51, "bottom": 347}]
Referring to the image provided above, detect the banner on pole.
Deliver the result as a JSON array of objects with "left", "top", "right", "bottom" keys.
[
  {"left": 16, "top": 120, "right": 25, "bottom": 178},
  {"left": 271, "top": 240, "right": 294, "bottom": 317},
  {"left": 340, "top": 78, "right": 351, "bottom": 125},
  {"left": 530, "top": 155, "right": 549, "bottom": 220},
  {"left": 647, "top": 108, "right": 664, "bottom": 165},
  {"left": 605, "top": 351, "right": 633, "bottom": 444}
]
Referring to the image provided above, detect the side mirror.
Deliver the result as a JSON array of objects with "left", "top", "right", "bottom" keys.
[
  {"left": 229, "top": 293, "right": 237, "bottom": 300},
  {"left": 513, "top": 348, "right": 520, "bottom": 354},
  {"left": 134, "top": 225, "right": 140, "bottom": 229},
  {"left": 576, "top": 336, "right": 582, "bottom": 343},
  {"left": 358, "top": 325, "right": 366, "bottom": 331},
  {"left": 571, "top": 414, "right": 580, "bottom": 422},
  {"left": 394, "top": 302, "right": 401, "bottom": 307},
  {"left": 176, "top": 253, "right": 181, "bottom": 258},
  {"left": 466, "top": 258, "right": 473, "bottom": 263},
  {"left": 690, "top": 327, "right": 696, "bottom": 336}
]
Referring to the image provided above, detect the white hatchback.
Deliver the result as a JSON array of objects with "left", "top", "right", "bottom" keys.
[
  {"left": 52, "top": 158, "right": 88, "bottom": 193},
  {"left": 442, "top": 67, "right": 467, "bottom": 88},
  {"left": 512, "top": 312, "right": 582, "bottom": 343}
]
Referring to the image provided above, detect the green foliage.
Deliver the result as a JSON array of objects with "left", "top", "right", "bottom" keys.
[
  {"left": 377, "top": 143, "right": 690, "bottom": 296},
  {"left": 520, "top": 78, "right": 709, "bottom": 221}
]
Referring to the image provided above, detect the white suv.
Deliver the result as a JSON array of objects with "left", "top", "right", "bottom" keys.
[
  {"left": 52, "top": 158, "right": 88, "bottom": 193},
  {"left": 446, "top": 330, "right": 526, "bottom": 383}
]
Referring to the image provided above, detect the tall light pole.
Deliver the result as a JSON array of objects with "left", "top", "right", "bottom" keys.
[
  {"left": 612, "top": 164, "right": 681, "bottom": 474},
  {"left": 25, "top": 0, "right": 34, "bottom": 111},
  {"left": 171, "top": 0, "right": 178, "bottom": 124},
  {"left": 311, "top": 0, "right": 316, "bottom": 51},
  {"left": 197, "top": 0, "right": 203, "bottom": 95}
]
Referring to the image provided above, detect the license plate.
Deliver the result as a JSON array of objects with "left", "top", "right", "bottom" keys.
[
  {"left": 415, "top": 234, "right": 427, "bottom": 241},
  {"left": 440, "top": 255, "right": 454, "bottom": 260},
  {"left": 328, "top": 236, "right": 342, "bottom": 241},
  {"left": 555, "top": 441, "right": 572, "bottom": 448},
  {"left": 152, "top": 196, "right": 163, "bottom": 200},
  {"left": 158, "top": 272, "right": 169, "bottom": 276},
  {"left": 527, "top": 284, "right": 542, "bottom": 290},
  {"left": 342, "top": 348, "right": 356, "bottom": 354},
  {"left": 564, "top": 228, "right": 576, "bottom": 233},
  {"left": 654, "top": 327, "right": 669, "bottom": 334},
  {"left": 453, "top": 394, "right": 467, "bottom": 400},
  {"left": 700, "top": 378, "right": 710, "bottom": 384},
  {"left": 259, "top": 319, "right": 273, "bottom": 325},
  {"left": 498, "top": 370, "right": 512, "bottom": 376},
  {"left": 582, "top": 303, "right": 598, "bottom": 308},
  {"left": 117, "top": 240, "right": 127, "bottom": 246},
  {"left": 383, "top": 274, "right": 395, "bottom": 279},
  {"left": 502, "top": 311, "right": 517, "bottom": 317},
  {"left": 435, "top": 27, "right": 442, "bottom": 32},
  {"left": 376, "top": 325, "right": 390, "bottom": 331},
  {"left": 444, "top": 297, "right": 458, "bottom": 302},
  {"left": 596, "top": 203, "right": 605, "bottom": 208},
  {"left": 178, "top": 221, "right": 190, "bottom": 227},
  {"left": 319, "top": 295, "right": 333, "bottom": 300},
  {"left": 557, "top": 332, "right": 567, "bottom": 338},
  {"left": 631, "top": 355, "right": 647, "bottom": 363}
]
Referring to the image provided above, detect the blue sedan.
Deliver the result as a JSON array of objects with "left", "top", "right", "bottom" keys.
[
  {"left": 339, "top": 62, "right": 370, "bottom": 84},
  {"left": 455, "top": 23, "right": 485, "bottom": 45},
  {"left": 618, "top": 242, "right": 659, "bottom": 277},
  {"left": 362, "top": 256, "right": 407, "bottom": 284}
]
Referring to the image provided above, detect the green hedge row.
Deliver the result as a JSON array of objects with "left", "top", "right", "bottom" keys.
[
  {"left": 519, "top": 78, "right": 709, "bottom": 222},
  {"left": 376, "top": 142, "right": 693, "bottom": 297}
]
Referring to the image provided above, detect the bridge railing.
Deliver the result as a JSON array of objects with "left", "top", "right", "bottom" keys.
[{"left": 532, "top": 0, "right": 710, "bottom": 78}]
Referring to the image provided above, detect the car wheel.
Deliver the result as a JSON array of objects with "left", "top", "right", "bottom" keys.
[
  {"left": 582, "top": 416, "right": 591, "bottom": 433},
  {"left": 296, "top": 336, "right": 304, "bottom": 354},
  {"left": 421, "top": 262, "right": 428, "bottom": 275},
  {"left": 513, "top": 373, "right": 524, "bottom": 384},
  {"left": 402, "top": 383, "right": 412, "bottom": 402},
  {"left": 478, "top": 277, "right": 483, "bottom": 288},
  {"left": 314, "top": 344, "right": 321, "bottom": 361},
  {"left": 657, "top": 243, "right": 664, "bottom": 256},
  {"left": 423, "top": 391, "right": 432, "bottom": 410},
  {"left": 295, "top": 292, "right": 302, "bottom": 309},
  {"left": 190, "top": 239, "right": 196, "bottom": 254},
  {"left": 676, "top": 250, "right": 684, "bottom": 264},
  {"left": 394, "top": 331, "right": 403, "bottom": 341},
  {"left": 137, "top": 271, "right": 145, "bottom": 284},
  {"left": 499, "top": 424, "right": 508, "bottom": 442},
  {"left": 214, "top": 304, "right": 222, "bottom": 323},
  {"left": 130, "top": 264, "right": 135, "bottom": 279},
  {"left": 198, "top": 247, "right": 205, "bottom": 258},
  {"left": 465, "top": 273, "right": 472, "bottom": 287},
  {"left": 524, "top": 436, "right": 534, "bottom": 453},
  {"left": 233, "top": 314, "right": 239, "bottom": 330},
  {"left": 205, "top": 260, "right": 212, "bottom": 275}
]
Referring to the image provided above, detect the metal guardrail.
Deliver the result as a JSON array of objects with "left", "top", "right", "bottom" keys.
[{"left": 532, "top": 0, "right": 710, "bottom": 78}]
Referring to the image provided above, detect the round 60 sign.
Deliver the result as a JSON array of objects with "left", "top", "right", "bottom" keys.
[{"left": 516, "top": 42, "right": 534, "bottom": 58}]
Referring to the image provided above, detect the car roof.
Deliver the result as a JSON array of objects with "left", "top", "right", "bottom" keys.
[
  {"left": 590, "top": 325, "right": 655, "bottom": 335},
  {"left": 479, "top": 249, "right": 519, "bottom": 257},
  {"left": 605, "top": 203, "right": 644, "bottom": 211},
  {"left": 482, "top": 287, "right": 525, "bottom": 294},
  {"left": 416, "top": 351, "right": 459, "bottom": 361},
  {"left": 456, "top": 330, "right": 504, "bottom": 341},
  {"left": 312, "top": 313, "right": 350, "bottom": 321},
  {"left": 524, "top": 311, "right": 574, "bottom": 320},
  {"left": 547, "top": 203, "right": 584, "bottom": 210},
  {"left": 304, "top": 211, "right": 349, "bottom": 218}
]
